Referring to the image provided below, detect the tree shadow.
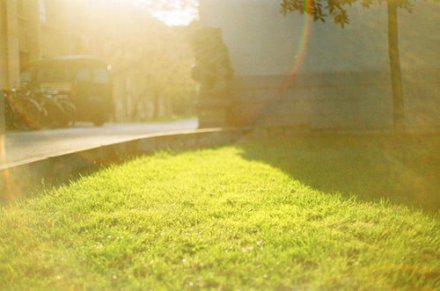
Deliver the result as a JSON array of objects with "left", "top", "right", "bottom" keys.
[{"left": 237, "top": 134, "right": 440, "bottom": 211}]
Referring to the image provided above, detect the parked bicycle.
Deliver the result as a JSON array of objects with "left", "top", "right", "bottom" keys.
[
  {"left": 4, "top": 88, "right": 47, "bottom": 131},
  {"left": 35, "top": 89, "right": 76, "bottom": 128},
  {"left": 3, "top": 87, "right": 77, "bottom": 131}
]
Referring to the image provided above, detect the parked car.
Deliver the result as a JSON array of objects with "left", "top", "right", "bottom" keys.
[{"left": 21, "top": 56, "right": 114, "bottom": 126}]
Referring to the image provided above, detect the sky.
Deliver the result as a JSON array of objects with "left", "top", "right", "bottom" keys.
[
  {"left": 134, "top": 0, "right": 199, "bottom": 26},
  {"left": 150, "top": 7, "right": 198, "bottom": 26}
]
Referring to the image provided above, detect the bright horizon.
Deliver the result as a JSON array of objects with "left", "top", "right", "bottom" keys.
[
  {"left": 134, "top": 0, "right": 199, "bottom": 26},
  {"left": 151, "top": 7, "right": 198, "bottom": 26}
]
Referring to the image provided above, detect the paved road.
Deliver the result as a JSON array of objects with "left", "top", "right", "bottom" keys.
[{"left": 1, "top": 119, "right": 198, "bottom": 169}]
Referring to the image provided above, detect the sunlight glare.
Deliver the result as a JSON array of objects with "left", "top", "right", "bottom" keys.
[
  {"left": 134, "top": 0, "right": 198, "bottom": 26},
  {"left": 151, "top": 8, "right": 198, "bottom": 26}
]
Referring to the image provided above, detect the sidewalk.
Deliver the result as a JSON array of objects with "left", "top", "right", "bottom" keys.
[{"left": 1, "top": 119, "right": 198, "bottom": 170}]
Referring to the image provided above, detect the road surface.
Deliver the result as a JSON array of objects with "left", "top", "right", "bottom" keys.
[{"left": 1, "top": 119, "right": 198, "bottom": 169}]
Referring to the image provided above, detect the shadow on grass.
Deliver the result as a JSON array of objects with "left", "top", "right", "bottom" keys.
[{"left": 238, "top": 134, "right": 440, "bottom": 211}]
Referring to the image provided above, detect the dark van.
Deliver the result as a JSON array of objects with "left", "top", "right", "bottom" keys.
[{"left": 21, "top": 56, "right": 114, "bottom": 126}]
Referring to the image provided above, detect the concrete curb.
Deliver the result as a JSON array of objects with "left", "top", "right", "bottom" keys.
[{"left": 0, "top": 128, "right": 250, "bottom": 201}]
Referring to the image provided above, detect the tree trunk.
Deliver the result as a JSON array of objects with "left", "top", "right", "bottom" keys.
[{"left": 387, "top": 0, "right": 405, "bottom": 135}]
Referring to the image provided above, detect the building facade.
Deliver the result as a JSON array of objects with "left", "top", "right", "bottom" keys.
[
  {"left": 0, "top": 0, "right": 83, "bottom": 131},
  {"left": 1, "top": 0, "right": 80, "bottom": 89},
  {"left": 198, "top": 0, "right": 440, "bottom": 130}
]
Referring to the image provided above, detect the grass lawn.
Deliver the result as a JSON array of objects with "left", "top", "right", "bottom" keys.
[{"left": 1, "top": 135, "right": 440, "bottom": 289}]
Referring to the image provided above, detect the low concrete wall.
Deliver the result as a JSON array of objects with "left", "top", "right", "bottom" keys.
[
  {"left": 229, "top": 69, "right": 440, "bottom": 130},
  {"left": 0, "top": 128, "right": 249, "bottom": 202}
]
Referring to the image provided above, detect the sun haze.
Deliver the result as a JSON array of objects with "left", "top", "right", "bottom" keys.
[{"left": 134, "top": 0, "right": 199, "bottom": 26}]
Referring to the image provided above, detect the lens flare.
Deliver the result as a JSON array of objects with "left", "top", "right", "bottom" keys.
[
  {"left": 282, "top": 0, "right": 312, "bottom": 91},
  {"left": 0, "top": 133, "right": 12, "bottom": 202},
  {"left": 245, "top": 0, "right": 313, "bottom": 127}
]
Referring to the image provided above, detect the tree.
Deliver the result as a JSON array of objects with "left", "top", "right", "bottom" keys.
[
  {"left": 73, "top": 0, "right": 196, "bottom": 120},
  {"left": 281, "top": 0, "right": 413, "bottom": 134}
]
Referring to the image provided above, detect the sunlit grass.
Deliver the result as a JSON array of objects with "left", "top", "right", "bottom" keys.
[{"left": 1, "top": 135, "right": 439, "bottom": 289}]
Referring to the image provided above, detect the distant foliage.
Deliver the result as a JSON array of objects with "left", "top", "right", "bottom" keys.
[{"left": 74, "top": 0, "right": 197, "bottom": 120}]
